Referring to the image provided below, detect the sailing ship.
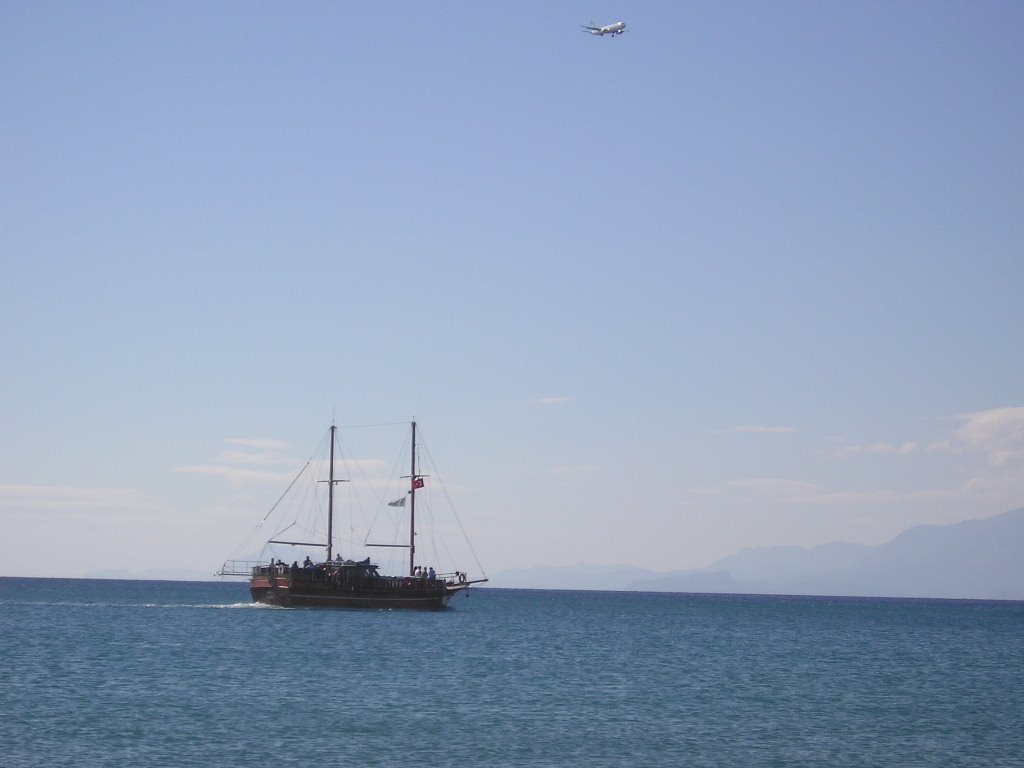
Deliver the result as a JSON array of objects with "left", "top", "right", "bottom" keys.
[{"left": 219, "top": 421, "right": 487, "bottom": 610}]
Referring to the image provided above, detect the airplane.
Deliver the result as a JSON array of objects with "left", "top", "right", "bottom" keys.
[{"left": 582, "top": 21, "right": 626, "bottom": 37}]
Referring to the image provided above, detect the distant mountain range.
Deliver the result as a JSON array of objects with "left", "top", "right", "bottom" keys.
[{"left": 490, "top": 508, "right": 1024, "bottom": 600}]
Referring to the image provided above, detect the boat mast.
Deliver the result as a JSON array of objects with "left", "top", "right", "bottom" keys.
[
  {"left": 327, "top": 424, "right": 336, "bottom": 562},
  {"left": 409, "top": 420, "right": 416, "bottom": 577}
]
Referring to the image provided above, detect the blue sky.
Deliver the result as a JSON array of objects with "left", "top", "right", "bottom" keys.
[{"left": 2, "top": 2, "right": 1022, "bottom": 579}]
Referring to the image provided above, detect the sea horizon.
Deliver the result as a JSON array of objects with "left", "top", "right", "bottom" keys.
[{"left": 6, "top": 574, "right": 1021, "bottom": 606}]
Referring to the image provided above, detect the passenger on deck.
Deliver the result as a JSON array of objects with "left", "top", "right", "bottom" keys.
[
  {"left": 291, "top": 561, "right": 299, "bottom": 571},
  {"left": 303, "top": 556, "right": 314, "bottom": 569},
  {"left": 428, "top": 566, "right": 436, "bottom": 581}
]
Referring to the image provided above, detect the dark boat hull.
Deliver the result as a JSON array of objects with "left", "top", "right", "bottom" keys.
[{"left": 249, "top": 572, "right": 463, "bottom": 610}]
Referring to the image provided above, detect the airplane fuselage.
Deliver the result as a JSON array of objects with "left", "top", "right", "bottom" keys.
[{"left": 587, "top": 21, "right": 626, "bottom": 36}]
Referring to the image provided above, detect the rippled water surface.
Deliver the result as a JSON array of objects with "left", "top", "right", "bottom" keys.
[{"left": 1, "top": 578, "right": 1022, "bottom": 766}]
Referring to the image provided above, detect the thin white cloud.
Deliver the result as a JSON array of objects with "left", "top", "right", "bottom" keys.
[
  {"left": 0, "top": 484, "right": 158, "bottom": 511},
  {"left": 837, "top": 406, "right": 1023, "bottom": 467},
  {"left": 176, "top": 455, "right": 396, "bottom": 491},
  {"left": 335, "top": 457, "right": 391, "bottom": 474},
  {"left": 689, "top": 406, "right": 1024, "bottom": 520},
  {"left": 949, "top": 406, "right": 1024, "bottom": 467},
  {"left": 226, "top": 438, "right": 290, "bottom": 450},
  {"left": 836, "top": 441, "right": 917, "bottom": 457},
  {"left": 733, "top": 425, "right": 798, "bottom": 434},
  {"left": 688, "top": 485, "right": 724, "bottom": 496},
  {"left": 175, "top": 465, "right": 298, "bottom": 486},
  {"left": 728, "top": 478, "right": 826, "bottom": 500},
  {"left": 541, "top": 464, "right": 597, "bottom": 476},
  {"left": 819, "top": 488, "right": 950, "bottom": 504},
  {"left": 957, "top": 472, "right": 1022, "bottom": 500},
  {"left": 176, "top": 436, "right": 301, "bottom": 485},
  {"left": 215, "top": 449, "right": 294, "bottom": 466},
  {"left": 726, "top": 478, "right": 952, "bottom": 505}
]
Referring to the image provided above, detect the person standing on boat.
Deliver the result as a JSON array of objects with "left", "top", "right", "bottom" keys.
[{"left": 428, "top": 566, "right": 436, "bottom": 581}]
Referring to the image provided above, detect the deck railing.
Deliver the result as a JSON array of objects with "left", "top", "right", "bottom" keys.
[
  {"left": 216, "top": 560, "right": 261, "bottom": 577},
  {"left": 218, "top": 560, "right": 471, "bottom": 588}
]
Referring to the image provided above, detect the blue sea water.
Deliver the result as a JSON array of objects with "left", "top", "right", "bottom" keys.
[{"left": 1, "top": 579, "right": 1022, "bottom": 767}]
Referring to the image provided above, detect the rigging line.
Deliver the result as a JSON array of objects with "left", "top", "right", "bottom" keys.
[
  {"left": 356, "top": 428, "right": 411, "bottom": 544},
  {"left": 420, "top": 431, "right": 489, "bottom": 579},
  {"left": 335, "top": 421, "right": 410, "bottom": 430},
  {"left": 334, "top": 434, "right": 377, "bottom": 542},
  {"left": 263, "top": 426, "right": 331, "bottom": 527},
  {"left": 227, "top": 426, "right": 331, "bottom": 561},
  {"left": 379, "top": 428, "right": 411, "bottom": 509},
  {"left": 385, "top": 430, "right": 413, "bottom": 569},
  {"left": 264, "top": 426, "right": 331, "bottom": 522},
  {"left": 414, "top": 438, "right": 447, "bottom": 569},
  {"left": 422, "top": 487, "right": 457, "bottom": 573},
  {"left": 225, "top": 459, "right": 312, "bottom": 560},
  {"left": 350, "top": 427, "right": 411, "bottom": 572},
  {"left": 269, "top": 522, "right": 298, "bottom": 540},
  {"left": 420, "top": 476, "right": 456, "bottom": 573},
  {"left": 421, "top": 488, "right": 443, "bottom": 569},
  {"left": 299, "top": 430, "right": 335, "bottom": 548}
]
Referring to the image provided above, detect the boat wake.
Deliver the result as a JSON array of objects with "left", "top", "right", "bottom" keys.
[
  {"left": 140, "top": 601, "right": 279, "bottom": 609},
  {"left": 1, "top": 599, "right": 266, "bottom": 609}
]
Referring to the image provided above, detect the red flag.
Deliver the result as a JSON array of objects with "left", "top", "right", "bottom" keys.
[{"left": 412, "top": 477, "right": 425, "bottom": 489}]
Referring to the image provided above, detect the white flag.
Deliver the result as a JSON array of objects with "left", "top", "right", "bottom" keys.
[{"left": 387, "top": 497, "right": 406, "bottom": 507}]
